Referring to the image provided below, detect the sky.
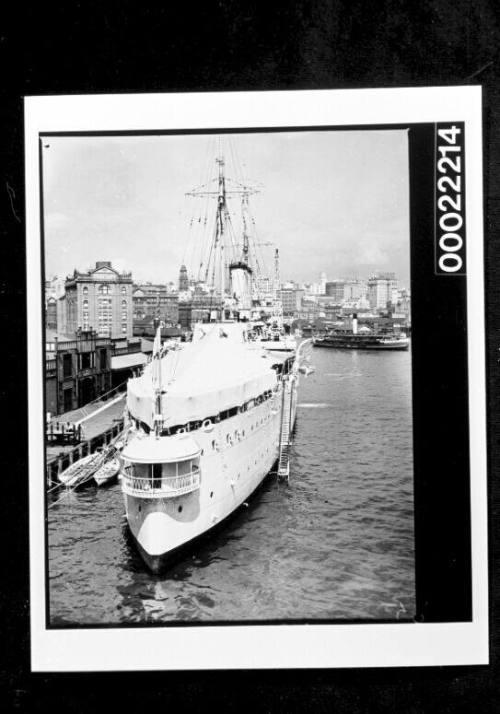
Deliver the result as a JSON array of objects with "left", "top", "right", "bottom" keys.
[{"left": 42, "top": 129, "right": 410, "bottom": 287}]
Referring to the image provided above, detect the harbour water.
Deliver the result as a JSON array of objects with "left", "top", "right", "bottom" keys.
[{"left": 47, "top": 346, "right": 415, "bottom": 625}]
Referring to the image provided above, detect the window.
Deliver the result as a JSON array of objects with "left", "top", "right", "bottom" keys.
[
  {"left": 98, "top": 284, "right": 110, "bottom": 295},
  {"left": 121, "top": 286, "right": 127, "bottom": 294},
  {"left": 121, "top": 299, "right": 127, "bottom": 306},
  {"left": 62, "top": 353, "right": 72, "bottom": 378},
  {"left": 133, "top": 463, "right": 149, "bottom": 479},
  {"left": 80, "top": 352, "right": 91, "bottom": 370},
  {"left": 82, "top": 286, "right": 88, "bottom": 294},
  {"left": 152, "top": 463, "right": 162, "bottom": 487}
]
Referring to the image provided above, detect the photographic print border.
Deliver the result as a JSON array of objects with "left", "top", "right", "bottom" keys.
[{"left": 26, "top": 87, "right": 487, "bottom": 670}]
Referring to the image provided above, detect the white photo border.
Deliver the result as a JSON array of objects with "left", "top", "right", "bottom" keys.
[{"left": 26, "top": 87, "right": 488, "bottom": 670}]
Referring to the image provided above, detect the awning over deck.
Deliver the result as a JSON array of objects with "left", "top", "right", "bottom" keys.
[
  {"left": 122, "top": 433, "right": 201, "bottom": 463},
  {"left": 111, "top": 353, "right": 147, "bottom": 371}
]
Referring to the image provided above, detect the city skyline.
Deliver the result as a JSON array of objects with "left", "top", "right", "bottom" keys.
[
  {"left": 47, "top": 265, "right": 410, "bottom": 293},
  {"left": 42, "top": 129, "right": 410, "bottom": 285}
]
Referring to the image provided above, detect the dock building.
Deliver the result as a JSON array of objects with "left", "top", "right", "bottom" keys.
[{"left": 58, "top": 261, "right": 134, "bottom": 340}]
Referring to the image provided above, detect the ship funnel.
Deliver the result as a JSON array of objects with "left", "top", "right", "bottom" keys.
[{"left": 352, "top": 313, "right": 358, "bottom": 335}]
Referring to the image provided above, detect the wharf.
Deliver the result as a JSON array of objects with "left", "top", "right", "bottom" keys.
[{"left": 46, "top": 394, "right": 126, "bottom": 486}]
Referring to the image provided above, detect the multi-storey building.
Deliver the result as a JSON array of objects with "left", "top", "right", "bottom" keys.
[
  {"left": 343, "top": 279, "right": 367, "bottom": 302},
  {"left": 277, "top": 288, "right": 305, "bottom": 317},
  {"left": 45, "top": 329, "right": 113, "bottom": 415},
  {"left": 367, "top": 272, "right": 398, "bottom": 310},
  {"left": 132, "top": 283, "right": 179, "bottom": 325},
  {"left": 297, "top": 297, "right": 320, "bottom": 321},
  {"left": 45, "top": 328, "right": 149, "bottom": 416},
  {"left": 58, "top": 261, "right": 134, "bottom": 339},
  {"left": 325, "top": 280, "right": 345, "bottom": 302}
]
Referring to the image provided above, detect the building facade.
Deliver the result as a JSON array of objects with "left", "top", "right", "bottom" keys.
[
  {"left": 179, "top": 264, "right": 189, "bottom": 292},
  {"left": 45, "top": 329, "right": 113, "bottom": 416},
  {"left": 46, "top": 297, "right": 58, "bottom": 330},
  {"left": 325, "top": 280, "right": 345, "bottom": 302},
  {"left": 59, "top": 261, "right": 133, "bottom": 339},
  {"left": 133, "top": 283, "right": 179, "bottom": 326},
  {"left": 277, "top": 288, "right": 305, "bottom": 317},
  {"left": 367, "top": 272, "right": 399, "bottom": 310}
]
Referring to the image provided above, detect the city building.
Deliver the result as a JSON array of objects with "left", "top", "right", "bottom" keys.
[
  {"left": 179, "top": 264, "right": 189, "bottom": 293},
  {"left": 46, "top": 297, "right": 58, "bottom": 330},
  {"left": 277, "top": 287, "right": 305, "bottom": 317},
  {"left": 45, "top": 327, "right": 148, "bottom": 417},
  {"left": 256, "top": 276, "right": 272, "bottom": 296},
  {"left": 45, "top": 276, "right": 65, "bottom": 330},
  {"left": 45, "top": 275, "right": 65, "bottom": 303},
  {"left": 343, "top": 279, "right": 367, "bottom": 303},
  {"left": 367, "top": 272, "right": 399, "bottom": 310},
  {"left": 45, "top": 329, "right": 113, "bottom": 416},
  {"left": 297, "top": 297, "right": 320, "bottom": 321},
  {"left": 325, "top": 280, "right": 346, "bottom": 302},
  {"left": 58, "top": 261, "right": 134, "bottom": 339},
  {"left": 132, "top": 283, "right": 179, "bottom": 325}
]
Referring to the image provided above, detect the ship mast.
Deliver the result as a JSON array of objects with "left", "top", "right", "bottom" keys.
[
  {"left": 215, "top": 155, "right": 226, "bottom": 299},
  {"left": 274, "top": 247, "right": 281, "bottom": 297},
  {"left": 185, "top": 142, "right": 259, "bottom": 317}
]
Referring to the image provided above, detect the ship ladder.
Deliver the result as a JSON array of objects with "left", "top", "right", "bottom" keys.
[{"left": 277, "top": 378, "right": 294, "bottom": 481}]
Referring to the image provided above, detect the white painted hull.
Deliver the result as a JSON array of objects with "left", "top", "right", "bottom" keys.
[{"left": 123, "top": 380, "right": 298, "bottom": 572}]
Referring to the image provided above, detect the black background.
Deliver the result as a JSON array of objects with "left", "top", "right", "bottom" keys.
[{"left": 1, "top": 1, "right": 499, "bottom": 711}]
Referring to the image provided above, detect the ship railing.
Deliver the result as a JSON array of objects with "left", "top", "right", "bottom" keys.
[{"left": 121, "top": 467, "right": 201, "bottom": 498}]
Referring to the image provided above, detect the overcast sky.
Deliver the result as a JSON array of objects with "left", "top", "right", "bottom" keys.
[{"left": 42, "top": 129, "right": 410, "bottom": 287}]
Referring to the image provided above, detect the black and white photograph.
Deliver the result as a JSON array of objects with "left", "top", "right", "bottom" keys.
[{"left": 25, "top": 88, "right": 487, "bottom": 670}]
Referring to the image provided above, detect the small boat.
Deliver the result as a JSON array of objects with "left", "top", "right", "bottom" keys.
[
  {"left": 94, "top": 457, "right": 121, "bottom": 486},
  {"left": 58, "top": 452, "right": 105, "bottom": 488}
]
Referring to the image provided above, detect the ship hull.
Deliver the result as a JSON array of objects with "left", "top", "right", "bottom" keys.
[
  {"left": 128, "top": 462, "right": 277, "bottom": 573},
  {"left": 123, "top": 379, "right": 297, "bottom": 572},
  {"left": 314, "top": 338, "right": 409, "bottom": 351}
]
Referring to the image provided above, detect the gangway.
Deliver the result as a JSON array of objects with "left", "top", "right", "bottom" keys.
[{"left": 277, "top": 376, "right": 294, "bottom": 480}]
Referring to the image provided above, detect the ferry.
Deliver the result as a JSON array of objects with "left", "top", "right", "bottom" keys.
[{"left": 313, "top": 315, "right": 409, "bottom": 351}]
